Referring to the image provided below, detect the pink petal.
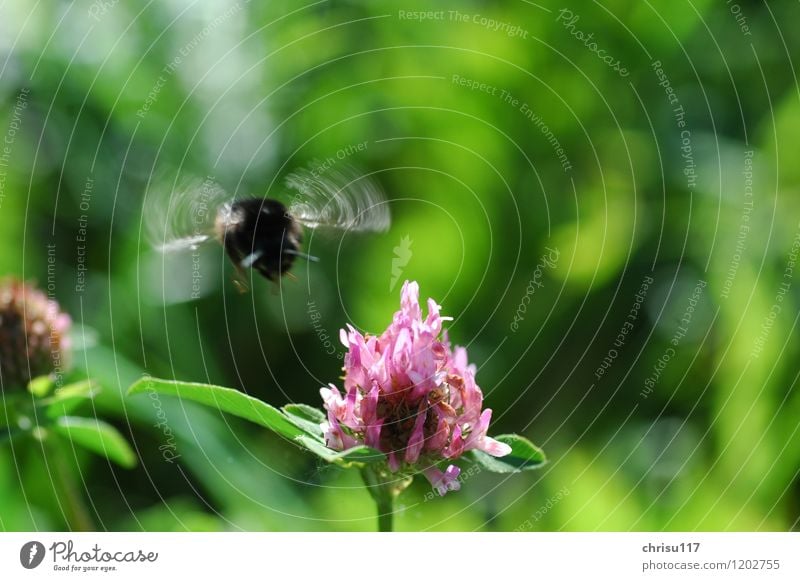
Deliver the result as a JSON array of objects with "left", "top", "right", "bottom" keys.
[
  {"left": 344, "top": 384, "right": 358, "bottom": 425},
  {"left": 401, "top": 280, "right": 420, "bottom": 311},
  {"left": 462, "top": 408, "right": 493, "bottom": 450},
  {"left": 480, "top": 436, "right": 512, "bottom": 457},
  {"left": 404, "top": 404, "right": 428, "bottom": 463},
  {"left": 365, "top": 418, "right": 383, "bottom": 450},
  {"left": 423, "top": 464, "right": 462, "bottom": 496},
  {"left": 425, "top": 417, "right": 450, "bottom": 452},
  {"left": 362, "top": 384, "right": 383, "bottom": 449},
  {"left": 444, "top": 424, "right": 465, "bottom": 458},
  {"left": 323, "top": 412, "right": 345, "bottom": 450}
]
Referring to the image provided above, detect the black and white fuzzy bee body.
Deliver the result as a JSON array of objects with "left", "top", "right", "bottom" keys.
[{"left": 146, "top": 163, "right": 390, "bottom": 288}]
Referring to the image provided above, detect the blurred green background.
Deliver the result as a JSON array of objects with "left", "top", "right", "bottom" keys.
[{"left": 1, "top": 0, "right": 799, "bottom": 531}]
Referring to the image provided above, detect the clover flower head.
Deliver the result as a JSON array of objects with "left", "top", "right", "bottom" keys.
[
  {"left": 0, "top": 279, "right": 71, "bottom": 390},
  {"left": 320, "top": 281, "right": 510, "bottom": 495}
]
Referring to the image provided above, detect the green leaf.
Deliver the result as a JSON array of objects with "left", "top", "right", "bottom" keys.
[
  {"left": 282, "top": 403, "right": 325, "bottom": 438},
  {"left": 52, "top": 416, "right": 137, "bottom": 468},
  {"left": 283, "top": 403, "right": 326, "bottom": 424},
  {"left": 469, "top": 434, "right": 546, "bottom": 473},
  {"left": 295, "top": 435, "right": 385, "bottom": 466},
  {"left": 127, "top": 377, "right": 306, "bottom": 441},
  {"left": 336, "top": 445, "right": 386, "bottom": 464},
  {"left": 28, "top": 375, "right": 54, "bottom": 398},
  {"left": 43, "top": 381, "right": 99, "bottom": 419}
]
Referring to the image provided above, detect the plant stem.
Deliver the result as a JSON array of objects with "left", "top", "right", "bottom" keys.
[
  {"left": 376, "top": 495, "right": 394, "bottom": 533},
  {"left": 361, "top": 465, "right": 405, "bottom": 532},
  {"left": 48, "top": 436, "right": 94, "bottom": 531}
]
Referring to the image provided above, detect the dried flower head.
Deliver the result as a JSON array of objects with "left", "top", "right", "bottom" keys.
[
  {"left": 320, "top": 281, "right": 511, "bottom": 495},
  {"left": 0, "top": 279, "right": 71, "bottom": 390}
]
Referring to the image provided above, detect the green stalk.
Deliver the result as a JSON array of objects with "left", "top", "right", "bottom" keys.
[
  {"left": 361, "top": 465, "right": 412, "bottom": 532},
  {"left": 376, "top": 494, "right": 394, "bottom": 533},
  {"left": 47, "top": 435, "right": 94, "bottom": 531}
]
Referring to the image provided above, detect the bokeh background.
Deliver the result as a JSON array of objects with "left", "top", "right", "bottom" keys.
[{"left": 1, "top": 0, "right": 799, "bottom": 531}]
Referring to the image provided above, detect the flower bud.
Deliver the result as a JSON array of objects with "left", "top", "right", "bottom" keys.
[{"left": 0, "top": 279, "right": 71, "bottom": 390}]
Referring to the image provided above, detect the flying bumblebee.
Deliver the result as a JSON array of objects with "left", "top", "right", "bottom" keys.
[{"left": 145, "top": 163, "right": 390, "bottom": 286}]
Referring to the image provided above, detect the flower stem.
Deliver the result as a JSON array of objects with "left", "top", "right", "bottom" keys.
[
  {"left": 376, "top": 495, "right": 394, "bottom": 533},
  {"left": 361, "top": 465, "right": 409, "bottom": 533},
  {"left": 48, "top": 436, "right": 94, "bottom": 531}
]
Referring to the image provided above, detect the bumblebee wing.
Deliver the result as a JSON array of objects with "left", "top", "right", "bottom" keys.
[
  {"left": 284, "top": 163, "right": 391, "bottom": 233},
  {"left": 144, "top": 172, "right": 232, "bottom": 253}
]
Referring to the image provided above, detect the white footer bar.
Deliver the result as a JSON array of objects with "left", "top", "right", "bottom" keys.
[{"left": 1, "top": 533, "right": 798, "bottom": 580}]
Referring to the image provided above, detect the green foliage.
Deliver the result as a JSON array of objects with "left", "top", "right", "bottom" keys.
[
  {"left": 126, "top": 375, "right": 544, "bottom": 529},
  {"left": 128, "top": 377, "right": 387, "bottom": 468},
  {"left": 43, "top": 381, "right": 100, "bottom": 419},
  {"left": 470, "top": 434, "right": 547, "bottom": 473},
  {"left": 282, "top": 403, "right": 326, "bottom": 438},
  {"left": 51, "top": 416, "right": 136, "bottom": 469},
  {"left": 1, "top": 376, "right": 135, "bottom": 471},
  {"left": 128, "top": 377, "right": 308, "bottom": 441}
]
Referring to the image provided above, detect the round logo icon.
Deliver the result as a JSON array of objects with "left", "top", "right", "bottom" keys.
[{"left": 20, "top": 541, "right": 46, "bottom": 569}]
